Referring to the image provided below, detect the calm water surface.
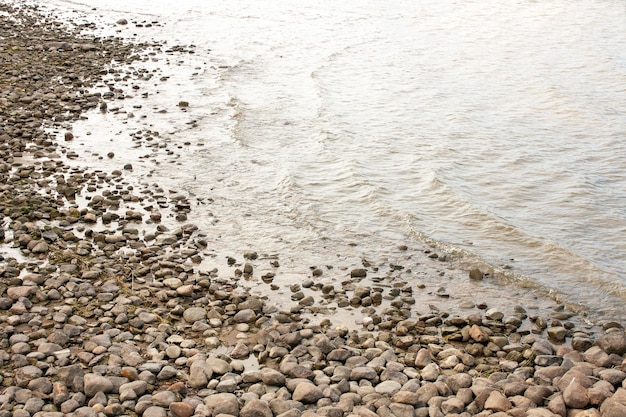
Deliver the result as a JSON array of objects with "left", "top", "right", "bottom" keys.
[{"left": 39, "top": 0, "right": 626, "bottom": 321}]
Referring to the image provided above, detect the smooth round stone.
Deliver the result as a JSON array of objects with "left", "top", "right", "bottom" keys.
[
  {"left": 12, "top": 342, "right": 31, "bottom": 354},
  {"left": 235, "top": 323, "right": 250, "bottom": 332},
  {"left": 165, "top": 345, "right": 182, "bottom": 359},
  {"left": 375, "top": 380, "right": 402, "bottom": 395},
  {"left": 183, "top": 307, "right": 207, "bottom": 323}
]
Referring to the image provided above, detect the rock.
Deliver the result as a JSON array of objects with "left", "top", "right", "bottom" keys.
[
  {"left": 440, "top": 397, "right": 465, "bottom": 415},
  {"left": 391, "top": 391, "right": 421, "bottom": 406},
  {"left": 485, "top": 308, "right": 504, "bottom": 321},
  {"left": 57, "top": 365, "right": 84, "bottom": 392},
  {"left": 596, "top": 332, "right": 626, "bottom": 355},
  {"left": 572, "top": 336, "right": 594, "bottom": 352},
  {"left": 562, "top": 379, "right": 588, "bottom": 408},
  {"left": 375, "top": 380, "right": 402, "bottom": 395},
  {"left": 547, "top": 326, "right": 567, "bottom": 343},
  {"left": 484, "top": 390, "right": 512, "bottom": 412},
  {"left": 584, "top": 346, "right": 612, "bottom": 367},
  {"left": 350, "top": 366, "right": 378, "bottom": 381},
  {"left": 233, "top": 308, "right": 257, "bottom": 323},
  {"left": 350, "top": 268, "right": 367, "bottom": 278},
  {"left": 261, "top": 368, "right": 286, "bottom": 386},
  {"left": 183, "top": 306, "right": 206, "bottom": 323},
  {"left": 469, "top": 324, "right": 490, "bottom": 343},
  {"left": 143, "top": 406, "right": 167, "bottom": 417},
  {"left": 469, "top": 268, "right": 483, "bottom": 280},
  {"left": 170, "top": 402, "right": 195, "bottom": 417},
  {"left": 420, "top": 363, "right": 440, "bottom": 381},
  {"left": 84, "top": 373, "right": 114, "bottom": 397},
  {"left": 524, "top": 385, "right": 555, "bottom": 406},
  {"left": 152, "top": 390, "right": 177, "bottom": 407},
  {"left": 547, "top": 393, "right": 566, "bottom": 417},
  {"left": 292, "top": 382, "right": 323, "bottom": 403},
  {"left": 204, "top": 393, "right": 239, "bottom": 416},
  {"left": 206, "top": 357, "right": 232, "bottom": 374},
  {"left": 7, "top": 286, "right": 35, "bottom": 300},
  {"left": 601, "top": 391, "right": 626, "bottom": 417},
  {"left": 240, "top": 399, "right": 273, "bottom": 417},
  {"left": 446, "top": 373, "right": 473, "bottom": 393},
  {"left": 534, "top": 355, "right": 563, "bottom": 367},
  {"left": 599, "top": 368, "right": 626, "bottom": 386},
  {"left": 189, "top": 359, "right": 213, "bottom": 388},
  {"left": 414, "top": 348, "right": 432, "bottom": 368},
  {"left": 231, "top": 341, "right": 250, "bottom": 359}
]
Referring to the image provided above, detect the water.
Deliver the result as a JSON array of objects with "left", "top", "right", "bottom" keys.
[{"left": 32, "top": 0, "right": 626, "bottom": 322}]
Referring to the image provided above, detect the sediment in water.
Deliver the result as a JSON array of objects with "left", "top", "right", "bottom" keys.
[{"left": 1, "top": 4, "right": 626, "bottom": 417}]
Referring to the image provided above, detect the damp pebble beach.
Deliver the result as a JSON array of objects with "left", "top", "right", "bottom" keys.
[{"left": 1, "top": 4, "right": 626, "bottom": 417}]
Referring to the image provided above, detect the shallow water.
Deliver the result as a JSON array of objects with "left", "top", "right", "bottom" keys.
[{"left": 34, "top": 0, "right": 626, "bottom": 322}]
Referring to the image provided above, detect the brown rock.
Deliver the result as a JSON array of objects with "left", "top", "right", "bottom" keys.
[
  {"left": 350, "top": 268, "right": 367, "bottom": 278},
  {"left": 292, "top": 382, "right": 323, "bottom": 404},
  {"left": 169, "top": 402, "right": 194, "bottom": 417},
  {"left": 596, "top": 332, "right": 626, "bottom": 355},
  {"left": 469, "top": 268, "right": 483, "bottom": 280},
  {"left": 601, "top": 397, "right": 626, "bottom": 417},
  {"left": 484, "top": 390, "right": 512, "bottom": 412},
  {"left": 469, "top": 324, "right": 490, "bottom": 343},
  {"left": 391, "top": 391, "right": 421, "bottom": 406},
  {"left": 261, "top": 368, "right": 286, "bottom": 386},
  {"left": 562, "top": 380, "right": 588, "bottom": 409},
  {"left": 524, "top": 385, "right": 555, "bottom": 406},
  {"left": 240, "top": 399, "right": 272, "bottom": 417},
  {"left": 546, "top": 394, "right": 566, "bottom": 417},
  {"left": 584, "top": 346, "right": 612, "bottom": 367},
  {"left": 7, "top": 286, "right": 35, "bottom": 300}
]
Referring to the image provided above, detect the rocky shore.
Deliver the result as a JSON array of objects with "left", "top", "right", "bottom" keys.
[{"left": 1, "top": 3, "right": 626, "bottom": 417}]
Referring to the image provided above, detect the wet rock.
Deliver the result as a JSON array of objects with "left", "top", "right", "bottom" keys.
[
  {"left": 469, "top": 268, "right": 484, "bottom": 280},
  {"left": 350, "top": 268, "right": 367, "bottom": 278}
]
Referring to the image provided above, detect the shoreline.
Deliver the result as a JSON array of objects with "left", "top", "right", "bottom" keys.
[{"left": 1, "top": 4, "right": 626, "bottom": 417}]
